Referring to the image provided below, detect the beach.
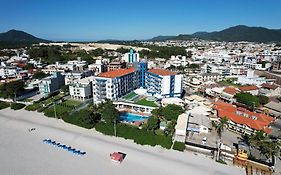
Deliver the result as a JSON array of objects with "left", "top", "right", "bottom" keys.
[{"left": 0, "top": 108, "right": 244, "bottom": 175}]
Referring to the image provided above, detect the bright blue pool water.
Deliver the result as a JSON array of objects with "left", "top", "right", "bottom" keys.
[{"left": 119, "top": 112, "right": 149, "bottom": 122}]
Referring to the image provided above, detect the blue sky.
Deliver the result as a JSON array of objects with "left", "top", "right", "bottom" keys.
[{"left": 0, "top": 0, "right": 280, "bottom": 41}]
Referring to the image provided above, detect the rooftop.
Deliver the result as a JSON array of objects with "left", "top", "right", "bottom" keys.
[
  {"left": 98, "top": 68, "right": 135, "bottom": 78},
  {"left": 213, "top": 101, "right": 274, "bottom": 133},
  {"left": 260, "top": 83, "right": 278, "bottom": 90},
  {"left": 238, "top": 85, "right": 259, "bottom": 92},
  {"left": 148, "top": 68, "right": 177, "bottom": 76},
  {"left": 223, "top": 87, "right": 238, "bottom": 95}
]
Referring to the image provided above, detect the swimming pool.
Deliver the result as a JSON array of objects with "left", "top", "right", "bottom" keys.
[{"left": 119, "top": 112, "right": 149, "bottom": 122}]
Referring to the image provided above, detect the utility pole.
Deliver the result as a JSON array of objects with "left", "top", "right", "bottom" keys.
[{"left": 114, "top": 119, "right": 117, "bottom": 137}]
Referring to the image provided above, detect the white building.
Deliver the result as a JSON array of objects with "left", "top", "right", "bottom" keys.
[
  {"left": 69, "top": 76, "right": 94, "bottom": 101},
  {"left": 93, "top": 68, "right": 139, "bottom": 104},
  {"left": 175, "top": 113, "right": 189, "bottom": 142},
  {"left": 146, "top": 68, "right": 183, "bottom": 98}
]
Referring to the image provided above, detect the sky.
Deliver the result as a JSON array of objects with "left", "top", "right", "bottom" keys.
[{"left": 0, "top": 0, "right": 281, "bottom": 41}]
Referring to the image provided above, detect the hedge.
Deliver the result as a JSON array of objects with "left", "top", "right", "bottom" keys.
[
  {"left": 95, "top": 122, "right": 172, "bottom": 149},
  {"left": 0, "top": 101, "right": 10, "bottom": 110},
  {"left": 172, "top": 141, "right": 186, "bottom": 152},
  {"left": 25, "top": 103, "right": 41, "bottom": 111},
  {"left": 10, "top": 103, "right": 26, "bottom": 110}
]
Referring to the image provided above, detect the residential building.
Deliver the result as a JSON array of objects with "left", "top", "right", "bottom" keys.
[
  {"left": 213, "top": 101, "right": 274, "bottom": 135},
  {"left": 238, "top": 85, "right": 259, "bottom": 95},
  {"left": 64, "top": 70, "right": 93, "bottom": 85},
  {"left": 93, "top": 68, "right": 139, "bottom": 104},
  {"left": 69, "top": 76, "right": 94, "bottom": 101},
  {"left": 220, "top": 87, "right": 238, "bottom": 103},
  {"left": 107, "top": 61, "right": 126, "bottom": 71},
  {"left": 39, "top": 72, "right": 65, "bottom": 96},
  {"left": 259, "top": 83, "right": 281, "bottom": 97},
  {"left": 146, "top": 68, "right": 183, "bottom": 98},
  {"left": 175, "top": 113, "right": 189, "bottom": 142},
  {"left": 264, "top": 101, "right": 281, "bottom": 118},
  {"left": 88, "top": 59, "right": 107, "bottom": 75},
  {"left": 199, "top": 73, "right": 223, "bottom": 82},
  {"left": 122, "top": 48, "right": 139, "bottom": 63}
]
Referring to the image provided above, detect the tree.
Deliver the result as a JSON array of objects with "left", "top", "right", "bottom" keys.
[
  {"left": 235, "top": 93, "right": 260, "bottom": 108},
  {"left": 101, "top": 100, "right": 119, "bottom": 124},
  {"left": 147, "top": 116, "right": 159, "bottom": 131},
  {"left": 32, "top": 71, "right": 49, "bottom": 80},
  {"left": 151, "top": 104, "right": 183, "bottom": 121},
  {"left": 213, "top": 117, "right": 228, "bottom": 160},
  {"left": 248, "top": 131, "right": 281, "bottom": 159},
  {"left": 257, "top": 95, "right": 269, "bottom": 105},
  {"left": 0, "top": 80, "right": 25, "bottom": 99}
]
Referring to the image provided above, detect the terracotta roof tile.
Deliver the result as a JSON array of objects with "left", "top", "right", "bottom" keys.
[
  {"left": 223, "top": 87, "right": 238, "bottom": 95},
  {"left": 98, "top": 68, "right": 136, "bottom": 78},
  {"left": 238, "top": 85, "right": 259, "bottom": 92},
  {"left": 148, "top": 68, "right": 177, "bottom": 76},
  {"left": 213, "top": 101, "right": 274, "bottom": 133},
  {"left": 261, "top": 83, "right": 278, "bottom": 90}
]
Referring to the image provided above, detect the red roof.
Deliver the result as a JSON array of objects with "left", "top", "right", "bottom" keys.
[
  {"left": 238, "top": 85, "right": 259, "bottom": 92},
  {"left": 261, "top": 83, "right": 278, "bottom": 90},
  {"left": 223, "top": 87, "right": 238, "bottom": 95},
  {"left": 148, "top": 68, "right": 177, "bottom": 76},
  {"left": 213, "top": 101, "right": 274, "bottom": 133},
  {"left": 98, "top": 68, "right": 136, "bottom": 78}
]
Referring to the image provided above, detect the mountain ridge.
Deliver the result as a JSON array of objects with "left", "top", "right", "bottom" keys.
[{"left": 0, "top": 29, "right": 50, "bottom": 42}]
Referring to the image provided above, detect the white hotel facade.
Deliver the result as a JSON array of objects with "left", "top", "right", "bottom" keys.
[{"left": 92, "top": 63, "right": 183, "bottom": 104}]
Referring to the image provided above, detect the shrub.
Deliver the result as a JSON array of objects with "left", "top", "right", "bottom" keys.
[
  {"left": 25, "top": 103, "right": 41, "bottom": 111},
  {"left": 10, "top": 103, "right": 26, "bottom": 110},
  {"left": 0, "top": 101, "right": 10, "bottom": 110},
  {"left": 172, "top": 141, "right": 186, "bottom": 152},
  {"left": 62, "top": 109, "right": 100, "bottom": 129},
  {"left": 95, "top": 122, "right": 173, "bottom": 149}
]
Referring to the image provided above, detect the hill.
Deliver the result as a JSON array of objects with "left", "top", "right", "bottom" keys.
[
  {"left": 0, "top": 29, "right": 50, "bottom": 42},
  {"left": 148, "top": 25, "right": 281, "bottom": 43}
]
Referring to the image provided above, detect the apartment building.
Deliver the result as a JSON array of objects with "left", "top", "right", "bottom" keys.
[
  {"left": 93, "top": 68, "right": 139, "bottom": 104},
  {"left": 69, "top": 76, "right": 94, "bottom": 101},
  {"left": 39, "top": 72, "right": 65, "bottom": 96}
]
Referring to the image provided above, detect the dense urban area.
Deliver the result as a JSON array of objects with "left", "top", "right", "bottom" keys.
[{"left": 1, "top": 36, "right": 281, "bottom": 175}]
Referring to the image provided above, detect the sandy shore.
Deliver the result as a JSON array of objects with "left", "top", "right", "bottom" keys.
[{"left": 0, "top": 108, "right": 244, "bottom": 175}]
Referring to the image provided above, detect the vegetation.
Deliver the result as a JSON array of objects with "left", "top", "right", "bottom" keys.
[
  {"left": 213, "top": 117, "right": 228, "bottom": 161},
  {"left": 62, "top": 108, "right": 100, "bottom": 129},
  {"left": 146, "top": 116, "right": 159, "bottom": 131},
  {"left": 0, "top": 80, "right": 25, "bottom": 99},
  {"left": 95, "top": 122, "right": 172, "bottom": 149},
  {"left": 0, "top": 101, "right": 10, "bottom": 110},
  {"left": 123, "top": 91, "right": 137, "bottom": 100},
  {"left": 10, "top": 103, "right": 26, "bottom": 110},
  {"left": 32, "top": 71, "right": 49, "bottom": 79},
  {"left": 136, "top": 99, "right": 158, "bottom": 107},
  {"left": 172, "top": 141, "right": 186, "bottom": 152},
  {"left": 138, "top": 46, "right": 187, "bottom": 59},
  {"left": 235, "top": 93, "right": 260, "bottom": 108},
  {"left": 257, "top": 95, "right": 269, "bottom": 105},
  {"left": 25, "top": 102, "right": 41, "bottom": 111},
  {"left": 101, "top": 100, "right": 119, "bottom": 123},
  {"left": 248, "top": 131, "right": 280, "bottom": 159},
  {"left": 152, "top": 104, "right": 184, "bottom": 121}
]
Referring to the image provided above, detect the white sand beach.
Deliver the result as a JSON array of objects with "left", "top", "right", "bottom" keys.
[{"left": 0, "top": 108, "right": 244, "bottom": 175}]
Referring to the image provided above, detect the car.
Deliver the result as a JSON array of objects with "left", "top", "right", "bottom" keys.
[{"left": 110, "top": 152, "right": 126, "bottom": 163}]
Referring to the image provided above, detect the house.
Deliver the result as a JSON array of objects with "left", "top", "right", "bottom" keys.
[
  {"left": 259, "top": 83, "right": 281, "bottom": 97},
  {"left": 161, "top": 97, "right": 185, "bottom": 107},
  {"left": 238, "top": 85, "right": 259, "bottom": 95},
  {"left": 220, "top": 87, "right": 238, "bottom": 103},
  {"left": 39, "top": 72, "right": 65, "bottom": 96},
  {"left": 187, "top": 113, "right": 211, "bottom": 134},
  {"left": 174, "top": 113, "right": 189, "bottom": 142},
  {"left": 199, "top": 73, "right": 223, "bottom": 82},
  {"left": 69, "top": 76, "right": 94, "bottom": 101},
  {"left": 263, "top": 101, "right": 281, "bottom": 118},
  {"left": 213, "top": 101, "right": 274, "bottom": 135}
]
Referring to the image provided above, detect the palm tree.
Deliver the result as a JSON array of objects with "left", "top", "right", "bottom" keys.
[{"left": 213, "top": 117, "right": 228, "bottom": 161}]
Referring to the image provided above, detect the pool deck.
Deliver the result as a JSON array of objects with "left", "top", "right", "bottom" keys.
[{"left": 118, "top": 109, "right": 151, "bottom": 117}]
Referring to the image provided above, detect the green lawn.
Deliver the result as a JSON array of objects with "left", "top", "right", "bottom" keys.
[
  {"left": 62, "top": 99, "right": 81, "bottom": 106},
  {"left": 218, "top": 80, "right": 241, "bottom": 87},
  {"left": 136, "top": 99, "right": 158, "bottom": 107},
  {"left": 123, "top": 92, "right": 137, "bottom": 100}
]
